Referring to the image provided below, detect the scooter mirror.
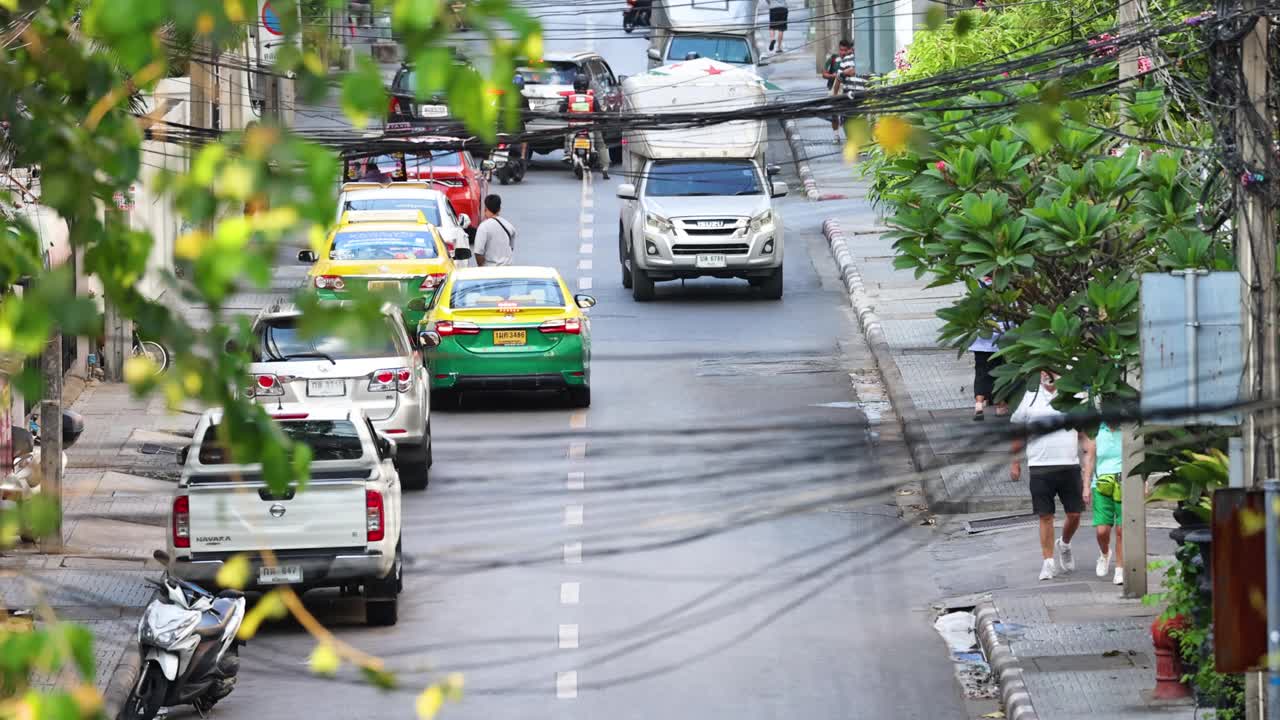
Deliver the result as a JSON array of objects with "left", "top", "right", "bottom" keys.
[
  {"left": 61, "top": 410, "right": 85, "bottom": 449},
  {"left": 153, "top": 549, "right": 171, "bottom": 565}
]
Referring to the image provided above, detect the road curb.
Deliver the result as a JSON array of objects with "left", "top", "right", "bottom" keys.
[
  {"left": 104, "top": 630, "right": 140, "bottom": 718},
  {"left": 781, "top": 119, "right": 821, "bottom": 202},
  {"left": 821, "top": 220, "right": 939, "bottom": 482},
  {"left": 975, "top": 601, "right": 1039, "bottom": 720}
]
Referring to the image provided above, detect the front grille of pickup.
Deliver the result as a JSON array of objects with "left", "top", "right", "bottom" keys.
[{"left": 670, "top": 243, "right": 750, "bottom": 255}]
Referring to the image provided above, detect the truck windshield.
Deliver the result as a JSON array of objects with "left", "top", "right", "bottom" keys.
[
  {"left": 646, "top": 160, "right": 761, "bottom": 196},
  {"left": 198, "top": 420, "right": 365, "bottom": 464},
  {"left": 667, "top": 36, "right": 751, "bottom": 64}
]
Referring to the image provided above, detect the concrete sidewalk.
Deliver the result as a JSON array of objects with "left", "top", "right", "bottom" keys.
[
  {"left": 2, "top": 381, "right": 192, "bottom": 710},
  {"left": 765, "top": 19, "right": 1191, "bottom": 719}
]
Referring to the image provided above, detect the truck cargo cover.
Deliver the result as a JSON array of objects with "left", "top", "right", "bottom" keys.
[
  {"left": 621, "top": 58, "right": 768, "bottom": 159},
  {"left": 656, "top": 0, "right": 759, "bottom": 35}
]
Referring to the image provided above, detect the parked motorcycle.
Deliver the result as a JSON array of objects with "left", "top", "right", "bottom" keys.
[
  {"left": 570, "top": 130, "right": 599, "bottom": 180},
  {"left": 622, "top": 0, "right": 652, "bottom": 32},
  {"left": 3, "top": 410, "right": 84, "bottom": 540},
  {"left": 491, "top": 143, "right": 526, "bottom": 185},
  {"left": 120, "top": 550, "right": 247, "bottom": 720}
]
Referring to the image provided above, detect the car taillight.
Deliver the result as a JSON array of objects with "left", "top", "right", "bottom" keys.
[
  {"left": 539, "top": 318, "right": 582, "bottom": 335},
  {"left": 252, "top": 374, "right": 284, "bottom": 397},
  {"left": 435, "top": 320, "right": 480, "bottom": 336},
  {"left": 369, "top": 367, "right": 412, "bottom": 392},
  {"left": 315, "top": 275, "right": 346, "bottom": 290},
  {"left": 388, "top": 96, "right": 401, "bottom": 115},
  {"left": 173, "top": 495, "right": 190, "bottom": 548},
  {"left": 366, "top": 490, "right": 384, "bottom": 542},
  {"left": 419, "top": 273, "right": 448, "bottom": 291}
]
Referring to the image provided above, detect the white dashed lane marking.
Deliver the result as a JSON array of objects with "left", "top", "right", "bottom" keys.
[
  {"left": 570, "top": 411, "right": 587, "bottom": 429},
  {"left": 579, "top": 243, "right": 593, "bottom": 254},
  {"left": 567, "top": 471, "right": 585, "bottom": 490},
  {"left": 578, "top": 277, "right": 593, "bottom": 290},
  {"left": 568, "top": 441, "right": 586, "bottom": 459},
  {"left": 561, "top": 582, "right": 580, "bottom": 605},
  {"left": 559, "top": 624, "right": 580, "bottom": 649},
  {"left": 577, "top": 259, "right": 593, "bottom": 271},
  {"left": 557, "top": 671, "right": 578, "bottom": 699},
  {"left": 564, "top": 504, "right": 584, "bottom": 527},
  {"left": 563, "top": 542, "right": 583, "bottom": 564}
]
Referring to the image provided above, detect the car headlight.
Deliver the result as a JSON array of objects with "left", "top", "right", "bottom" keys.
[
  {"left": 749, "top": 210, "right": 774, "bottom": 234},
  {"left": 645, "top": 212, "right": 674, "bottom": 235},
  {"left": 140, "top": 603, "right": 202, "bottom": 649}
]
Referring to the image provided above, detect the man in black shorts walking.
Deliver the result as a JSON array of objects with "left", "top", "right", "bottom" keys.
[
  {"left": 1010, "top": 371, "right": 1096, "bottom": 581},
  {"left": 767, "top": 0, "right": 788, "bottom": 53}
]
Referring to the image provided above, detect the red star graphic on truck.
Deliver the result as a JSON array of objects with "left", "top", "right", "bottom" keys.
[{"left": 704, "top": 65, "right": 724, "bottom": 75}]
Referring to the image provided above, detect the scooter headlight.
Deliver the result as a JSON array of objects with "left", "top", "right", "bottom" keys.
[{"left": 140, "top": 603, "right": 202, "bottom": 649}]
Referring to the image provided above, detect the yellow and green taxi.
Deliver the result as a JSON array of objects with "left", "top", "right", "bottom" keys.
[
  {"left": 299, "top": 210, "right": 470, "bottom": 326},
  {"left": 413, "top": 266, "right": 596, "bottom": 407}
]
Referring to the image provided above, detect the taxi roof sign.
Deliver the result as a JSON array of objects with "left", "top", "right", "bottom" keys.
[{"left": 339, "top": 210, "right": 427, "bottom": 225}]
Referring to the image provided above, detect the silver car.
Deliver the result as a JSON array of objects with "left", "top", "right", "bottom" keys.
[{"left": 245, "top": 302, "right": 433, "bottom": 489}]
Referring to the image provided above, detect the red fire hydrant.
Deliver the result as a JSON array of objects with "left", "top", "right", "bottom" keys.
[{"left": 1152, "top": 615, "right": 1191, "bottom": 699}]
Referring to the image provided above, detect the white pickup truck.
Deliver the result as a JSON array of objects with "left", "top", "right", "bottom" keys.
[{"left": 166, "top": 408, "right": 404, "bottom": 626}]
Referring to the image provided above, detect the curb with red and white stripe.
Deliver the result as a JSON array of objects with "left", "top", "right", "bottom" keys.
[{"left": 781, "top": 119, "right": 821, "bottom": 202}]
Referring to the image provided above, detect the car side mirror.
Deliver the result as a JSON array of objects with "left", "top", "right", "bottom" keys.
[
  {"left": 767, "top": 165, "right": 781, "bottom": 177},
  {"left": 481, "top": 159, "right": 496, "bottom": 171},
  {"left": 574, "top": 294, "right": 596, "bottom": 310},
  {"left": 407, "top": 297, "right": 428, "bottom": 312},
  {"left": 298, "top": 250, "right": 318, "bottom": 263},
  {"left": 616, "top": 183, "right": 637, "bottom": 200},
  {"left": 453, "top": 247, "right": 473, "bottom": 261},
  {"left": 757, "top": 56, "right": 771, "bottom": 67},
  {"left": 617, "top": 74, "right": 628, "bottom": 83},
  {"left": 458, "top": 213, "right": 472, "bottom": 229},
  {"left": 378, "top": 436, "right": 397, "bottom": 459},
  {"left": 418, "top": 330, "right": 442, "bottom": 349},
  {"left": 177, "top": 445, "right": 189, "bottom": 467},
  {"left": 770, "top": 181, "right": 789, "bottom": 198},
  {"left": 647, "top": 48, "right": 662, "bottom": 61}
]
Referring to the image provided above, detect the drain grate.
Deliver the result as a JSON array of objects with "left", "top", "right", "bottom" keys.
[{"left": 965, "top": 512, "right": 1039, "bottom": 534}]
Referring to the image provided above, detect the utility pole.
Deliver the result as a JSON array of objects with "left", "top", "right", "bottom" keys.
[
  {"left": 1118, "top": 0, "right": 1148, "bottom": 599},
  {"left": 38, "top": 333, "right": 62, "bottom": 553},
  {"left": 1235, "top": 0, "right": 1274, "bottom": 716}
]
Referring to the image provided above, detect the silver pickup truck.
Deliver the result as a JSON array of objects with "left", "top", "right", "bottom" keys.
[{"left": 166, "top": 408, "right": 404, "bottom": 626}]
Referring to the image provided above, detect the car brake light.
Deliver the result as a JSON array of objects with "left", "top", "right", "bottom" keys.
[
  {"left": 253, "top": 374, "right": 284, "bottom": 397},
  {"left": 419, "top": 273, "right": 448, "bottom": 291},
  {"left": 388, "top": 96, "right": 401, "bottom": 115},
  {"left": 315, "top": 275, "right": 346, "bottom": 290},
  {"left": 435, "top": 320, "right": 480, "bottom": 336},
  {"left": 539, "top": 318, "right": 582, "bottom": 334},
  {"left": 270, "top": 413, "right": 310, "bottom": 420},
  {"left": 366, "top": 490, "right": 385, "bottom": 542},
  {"left": 173, "top": 495, "right": 190, "bottom": 548},
  {"left": 369, "top": 367, "right": 412, "bottom": 392}
]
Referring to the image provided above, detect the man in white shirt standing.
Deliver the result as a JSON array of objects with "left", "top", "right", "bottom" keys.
[
  {"left": 473, "top": 194, "right": 515, "bottom": 267},
  {"left": 1010, "top": 371, "right": 1096, "bottom": 581}
]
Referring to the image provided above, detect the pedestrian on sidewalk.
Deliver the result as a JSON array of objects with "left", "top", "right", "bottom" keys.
[
  {"left": 473, "top": 194, "right": 515, "bottom": 267},
  {"left": 1010, "top": 371, "right": 1095, "bottom": 581},
  {"left": 970, "top": 278, "right": 1009, "bottom": 421},
  {"left": 1086, "top": 422, "right": 1125, "bottom": 585},
  {"left": 767, "top": 0, "right": 788, "bottom": 53},
  {"left": 821, "top": 40, "right": 855, "bottom": 140}
]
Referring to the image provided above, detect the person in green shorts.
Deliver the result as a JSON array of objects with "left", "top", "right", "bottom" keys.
[{"left": 1085, "top": 422, "right": 1124, "bottom": 585}]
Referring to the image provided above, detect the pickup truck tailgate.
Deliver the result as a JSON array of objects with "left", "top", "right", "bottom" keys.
[{"left": 186, "top": 471, "right": 369, "bottom": 553}]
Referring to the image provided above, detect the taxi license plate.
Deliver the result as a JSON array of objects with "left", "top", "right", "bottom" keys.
[
  {"left": 258, "top": 565, "right": 303, "bottom": 585},
  {"left": 308, "top": 379, "right": 345, "bottom": 397},
  {"left": 573, "top": 137, "right": 591, "bottom": 150},
  {"left": 493, "top": 329, "right": 527, "bottom": 346},
  {"left": 367, "top": 280, "right": 400, "bottom": 293},
  {"left": 696, "top": 254, "right": 728, "bottom": 269},
  {"left": 418, "top": 104, "right": 449, "bottom": 118}
]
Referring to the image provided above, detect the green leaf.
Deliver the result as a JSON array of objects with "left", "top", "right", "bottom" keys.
[
  {"left": 361, "top": 665, "right": 399, "bottom": 690},
  {"left": 342, "top": 57, "right": 388, "bottom": 129},
  {"left": 953, "top": 11, "right": 975, "bottom": 37},
  {"left": 58, "top": 623, "right": 96, "bottom": 681},
  {"left": 924, "top": 5, "right": 946, "bottom": 30}
]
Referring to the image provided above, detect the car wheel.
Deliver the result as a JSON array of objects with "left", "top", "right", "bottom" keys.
[
  {"left": 396, "top": 444, "right": 429, "bottom": 491},
  {"left": 759, "top": 266, "right": 784, "bottom": 300},
  {"left": 609, "top": 144, "right": 622, "bottom": 164},
  {"left": 425, "top": 422, "right": 433, "bottom": 468},
  {"left": 568, "top": 385, "right": 591, "bottom": 408},
  {"left": 632, "top": 267, "right": 655, "bottom": 301},
  {"left": 619, "top": 226, "right": 633, "bottom": 289},
  {"left": 365, "top": 550, "right": 401, "bottom": 626},
  {"left": 365, "top": 595, "right": 399, "bottom": 626}
]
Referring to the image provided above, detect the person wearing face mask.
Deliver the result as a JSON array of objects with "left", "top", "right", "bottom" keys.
[{"left": 1010, "top": 371, "right": 1096, "bottom": 581}]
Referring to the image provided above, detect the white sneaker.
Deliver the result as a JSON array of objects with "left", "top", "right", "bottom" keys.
[
  {"left": 1096, "top": 552, "right": 1110, "bottom": 578},
  {"left": 1039, "top": 558, "right": 1057, "bottom": 581},
  {"left": 1056, "top": 539, "right": 1075, "bottom": 573},
  {"left": 1114, "top": 566, "right": 1124, "bottom": 585}
]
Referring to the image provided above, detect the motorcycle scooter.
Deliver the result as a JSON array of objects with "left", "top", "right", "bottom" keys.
[
  {"left": 623, "top": 0, "right": 652, "bottom": 32},
  {"left": 120, "top": 550, "right": 247, "bottom": 720},
  {"left": 3, "top": 411, "right": 84, "bottom": 541},
  {"left": 491, "top": 143, "right": 526, "bottom": 185},
  {"left": 569, "top": 129, "right": 599, "bottom": 180}
]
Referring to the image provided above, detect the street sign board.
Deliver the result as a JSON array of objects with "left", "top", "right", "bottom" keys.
[{"left": 1140, "top": 271, "right": 1243, "bottom": 425}]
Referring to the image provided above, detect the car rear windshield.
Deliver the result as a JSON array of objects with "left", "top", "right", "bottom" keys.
[
  {"left": 450, "top": 278, "right": 565, "bottom": 308},
  {"left": 198, "top": 420, "right": 364, "bottom": 464},
  {"left": 517, "top": 62, "right": 583, "bottom": 86},
  {"left": 667, "top": 36, "right": 751, "bottom": 64},
  {"left": 254, "top": 318, "right": 400, "bottom": 362},
  {"left": 373, "top": 151, "right": 463, "bottom": 173},
  {"left": 343, "top": 198, "right": 442, "bottom": 226},
  {"left": 331, "top": 229, "right": 440, "bottom": 260},
  {"left": 646, "top": 160, "right": 761, "bottom": 196}
]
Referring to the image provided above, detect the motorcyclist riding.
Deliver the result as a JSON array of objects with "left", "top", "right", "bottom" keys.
[
  {"left": 512, "top": 73, "right": 530, "bottom": 162},
  {"left": 559, "top": 73, "right": 609, "bottom": 179}
]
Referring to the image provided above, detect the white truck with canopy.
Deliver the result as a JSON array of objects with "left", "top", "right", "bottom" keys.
[
  {"left": 647, "top": 0, "right": 764, "bottom": 69},
  {"left": 615, "top": 58, "right": 787, "bottom": 300}
]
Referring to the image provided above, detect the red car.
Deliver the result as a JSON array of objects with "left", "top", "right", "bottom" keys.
[{"left": 392, "top": 137, "right": 490, "bottom": 228}]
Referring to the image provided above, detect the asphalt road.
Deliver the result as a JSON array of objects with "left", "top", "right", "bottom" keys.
[{"left": 200, "top": 13, "right": 971, "bottom": 720}]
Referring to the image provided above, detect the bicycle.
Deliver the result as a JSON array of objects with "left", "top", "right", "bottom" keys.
[{"left": 132, "top": 329, "right": 169, "bottom": 374}]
